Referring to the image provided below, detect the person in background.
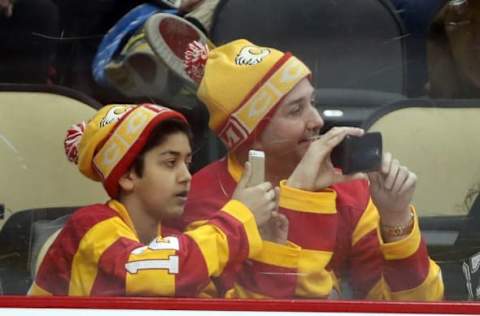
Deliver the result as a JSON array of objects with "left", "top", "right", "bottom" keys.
[
  {"left": 0, "top": 0, "right": 59, "bottom": 83},
  {"left": 389, "top": 0, "right": 448, "bottom": 96},
  {"left": 427, "top": 0, "right": 480, "bottom": 98}
]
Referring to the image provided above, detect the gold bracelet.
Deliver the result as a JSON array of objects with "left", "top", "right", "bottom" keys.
[{"left": 381, "top": 210, "right": 415, "bottom": 238}]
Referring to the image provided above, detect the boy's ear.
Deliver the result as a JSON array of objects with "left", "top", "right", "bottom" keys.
[{"left": 118, "top": 169, "right": 136, "bottom": 192}]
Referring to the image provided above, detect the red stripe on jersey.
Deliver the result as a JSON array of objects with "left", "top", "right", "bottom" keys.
[
  {"left": 349, "top": 229, "right": 383, "bottom": 299},
  {"left": 236, "top": 260, "right": 298, "bottom": 299},
  {"left": 208, "top": 211, "right": 249, "bottom": 267},
  {"left": 383, "top": 238, "right": 430, "bottom": 292},
  {"left": 175, "top": 235, "right": 210, "bottom": 297},
  {"left": 90, "top": 237, "right": 140, "bottom": 296},
  {"left": 35, "top": 205, "right": 118, "bottom": 295},
  {"left": 281, "top": 210, "right": 338, "bottom": 251}
]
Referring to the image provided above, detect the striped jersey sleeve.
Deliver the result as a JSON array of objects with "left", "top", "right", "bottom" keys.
[{"left": 350, "top": 200, "right": 444, "bottom": 300}]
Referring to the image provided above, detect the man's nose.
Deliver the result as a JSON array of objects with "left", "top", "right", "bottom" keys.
[{"left": 306, "top": 106, "right": 324, "bottom": 130}]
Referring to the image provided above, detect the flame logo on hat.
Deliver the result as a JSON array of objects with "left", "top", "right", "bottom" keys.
[
  {"left": 100, "top": 105, "right": 132, "bottom": 128},
  {"left": 235, "top": 46, "right": 271, "bottom": 66}
]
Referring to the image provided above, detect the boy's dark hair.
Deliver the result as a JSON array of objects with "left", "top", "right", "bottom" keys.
[{"left": 132, "top": 119, "right": 192, "bottom": 177}]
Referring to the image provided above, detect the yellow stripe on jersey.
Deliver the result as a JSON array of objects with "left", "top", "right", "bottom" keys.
[
  {"left": 279, "top": 180, "right": 337, "bottom": 214},
  {"left": 220, "top": 199, "right": 262, "bottom": 258},
  {"left": 185, "top": 223, "right": 229, "bottom": 278},
  {"left": 366, "top": 277, "right": 391, "bottom": 300},
  {"left": 379, "top": 207, "right": 421, "bottom": 260},
  {"left": 186, "top": 199, "right": 262, "bottom": 277},
  {"left": 252, "top": 241, "right": 300, "bottom": 268},
  {"left": 108, "top": 200, "right": 137, "bottom": 234},
  {"left": 227, "top": 153, "right": 244, "bottom": 182},
  {"left": 69, "top": 217, "right": 137, "bottom": 295},
  {"left": 125, "top": 237, "right": 177, "bottom": 296},
  {"left": 225, "top": 284, "right": 269, "bottom": 299},
  {"left": 366, "top": 260, "right": 444, "bottom": 301},
  {"left": 352, "top": 198, "right": 379, "bottom": 247},
  {"left": 28, "top": 282, "right": 53, "bottom": 296},
  {"left": 295, "top": 249, "right": 335, "bottom": 297},
  {"left": 389, "top": 260, "right": 444, "bottom": 301}
]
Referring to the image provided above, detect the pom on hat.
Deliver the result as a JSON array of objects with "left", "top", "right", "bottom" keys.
[
  {"left": 184, "top": 40, "right": 209, "bottom": 83},
  {"left": 64, "top": 121, "right": 86, "bottom": 164}
]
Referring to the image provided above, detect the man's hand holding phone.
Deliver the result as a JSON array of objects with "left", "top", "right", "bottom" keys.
[
  {"left": 368, "top": 152, "right": 417, "bottom": 242},
  {"left": 287, "top": 127, "right": 368, "bottom": 191}
]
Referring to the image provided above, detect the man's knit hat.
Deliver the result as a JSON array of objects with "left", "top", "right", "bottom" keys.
[
  {"left": 184, "top": 39, "right": 311, "bottom": 151},
  {"left": 64, "top": 104, "right": 188, "bottom": 198}
]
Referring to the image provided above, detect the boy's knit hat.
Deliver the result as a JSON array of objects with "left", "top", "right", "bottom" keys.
[
  {"left": 184, "top": 39, "right": 311, "bottom": 151},
  {"left": 64, "top": 103, "right": 188, "bottom": 198}
]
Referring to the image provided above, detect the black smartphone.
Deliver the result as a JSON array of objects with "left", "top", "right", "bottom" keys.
[{"left": 330, "top": 132, "right": 383, "bottom": 174}]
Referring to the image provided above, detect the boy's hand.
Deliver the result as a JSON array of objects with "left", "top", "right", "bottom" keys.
[
  {"left": 259, "top": 209, "right": 289, "bottom": 244},
  {"left": 232, "top": 162, "right": 277, "bottom": 226},
  {"left": 287, "top": 127, "right": 366, "bottom": 192},
  {"left": 368, "top": 152, "right": 416, "bottom": 231}
]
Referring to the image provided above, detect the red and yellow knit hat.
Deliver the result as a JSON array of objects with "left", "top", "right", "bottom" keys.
[
  {"left": 184, "top": 39, "right": 311, "bottom": 150},
  {"left": 64, "top": 103, "right": 188, "bottom": 198}
]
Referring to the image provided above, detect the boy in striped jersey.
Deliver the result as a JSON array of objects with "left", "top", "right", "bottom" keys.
[{"left": 29, "top": 103, "right": 283, "bottom": 296}]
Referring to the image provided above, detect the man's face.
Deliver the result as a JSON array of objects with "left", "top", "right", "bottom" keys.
[
  {"left": 130, "top": 132, "right": 192, "bottom": 220},
  {"left": 258, "top": 78, "right": 324, "bottom": 164}
]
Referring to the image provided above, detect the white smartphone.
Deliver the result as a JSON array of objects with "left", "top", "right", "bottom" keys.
[{"left": 247, "top": 150, "right": 265, "bottom": 187}]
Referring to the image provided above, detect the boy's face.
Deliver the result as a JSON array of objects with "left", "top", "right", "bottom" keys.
[
  {"left": 257, "top": 78, "right": 324, "bottom": 165},
  {"left": 129, "top": 131, "right": 192, "bottom": 220}
]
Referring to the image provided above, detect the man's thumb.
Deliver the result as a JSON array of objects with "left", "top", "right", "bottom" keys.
[{"left": 237, "top": 161, "right": 252, "bottom": 188}]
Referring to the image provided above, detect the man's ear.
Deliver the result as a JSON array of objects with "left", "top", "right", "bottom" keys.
[{"left": 118, "top": 169, "right": 136, "bottom": 192}]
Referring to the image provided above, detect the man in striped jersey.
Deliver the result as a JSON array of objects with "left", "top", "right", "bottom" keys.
[
  {"left": 175, "top": 39, "right": 444, "bottom": 300},
  {"left": 29, "top": 103, "right": 283, "bottom": 296}
]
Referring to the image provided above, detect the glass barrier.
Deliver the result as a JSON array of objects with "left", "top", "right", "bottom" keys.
[{"left": 2, "top": 0, "right": 480, "bottom": 313}]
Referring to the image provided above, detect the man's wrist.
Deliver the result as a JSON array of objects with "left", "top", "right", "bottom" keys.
[{"left": 380, "top": 209, "right": 414, "bottom": 241}]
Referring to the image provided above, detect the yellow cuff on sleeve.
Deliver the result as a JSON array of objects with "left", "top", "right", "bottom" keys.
[
  {"left": 379, "top": 206, "right": 422, "bottom": 260},
  {"left": 221, "top": 199, "right": 263, "bottom": 258},
  {"left": 279, "top": 180, "right": 337, "bottom": 213},
  {"left": 28, "top": 282, "right": 53, "bottom": 296},
  {"left": 251, "top": 241, "right": 301, "bottom": 268}
]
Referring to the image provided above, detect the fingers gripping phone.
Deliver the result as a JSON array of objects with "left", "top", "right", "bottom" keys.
[
  {"left": 330, "top": 132, "right": 383, "bottom": 175},
  {"left": 248, "top": 150, "right": 265, "bottom": 186}
]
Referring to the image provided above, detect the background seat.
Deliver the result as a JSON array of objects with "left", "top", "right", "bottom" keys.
[
  {"left": 0, "top": 84, "right": 108, "bottom": 221},
  {"left": 211, "top": 0, "right": 407, "bottom": 95},
  {"left": 0, "top": 206, "right": 76, "bottom": 294}
]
